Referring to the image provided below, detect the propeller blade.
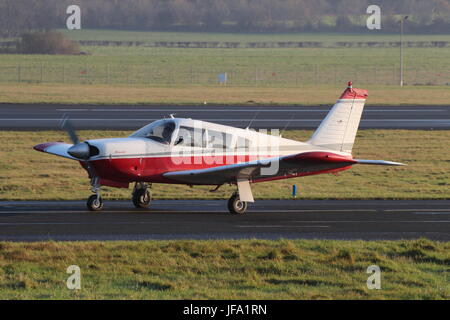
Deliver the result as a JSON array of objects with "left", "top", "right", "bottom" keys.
[{"left": 60, "top": 115, "right": 79, "bottom": 145}]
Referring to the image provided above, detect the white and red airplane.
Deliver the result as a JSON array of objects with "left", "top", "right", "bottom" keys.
[{"left": 34, "top": 82, "right": 404, "bottom": 214}]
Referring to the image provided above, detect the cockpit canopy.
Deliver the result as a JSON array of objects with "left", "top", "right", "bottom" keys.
[
  {"left": 130, "top": 120, "right": 175, "bottom": 145},
  {"left": 130, "top": 118, "right": 253, "bottom": 150}
]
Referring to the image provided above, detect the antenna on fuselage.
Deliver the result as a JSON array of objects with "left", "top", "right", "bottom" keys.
[
  {"left": 280, "top": 113, "right": 296, "bottom": 137},
  {"left": 169, "top": 113, "right": 176, "bottom": 119},
  {"left": 246, "top": 108, "right": 261, "bottom": 129}
]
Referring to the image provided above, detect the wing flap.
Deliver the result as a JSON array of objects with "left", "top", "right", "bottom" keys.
[{"left": 33, "top": 142, "right": 77, "bottom": 160}]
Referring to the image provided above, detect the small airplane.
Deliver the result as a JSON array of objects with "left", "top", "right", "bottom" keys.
[{"left": 34, "top": 82, "right": 405, "bottom": 214}]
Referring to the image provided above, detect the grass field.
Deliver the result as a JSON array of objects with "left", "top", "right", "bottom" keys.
[
  {"left": 2, "top": 84, "right": 450, "bottom": 105},
  {"left": 0, "top": 239, "right": 448, "bottom": 299},
  {"left": 1, "top": 129, "right": 449, "bottom": 201},
  {"left": 1, "top": 31, "right": 450, "bottom": 87},
  {"left": 60, "top": 29, "right": 450, "bottom": 43}
]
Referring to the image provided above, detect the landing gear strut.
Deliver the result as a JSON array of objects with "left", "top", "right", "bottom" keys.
[
  {"left": 227, "top": 192, "right": 248, "bottom": 215},
  {"left": 87, "top": 176, "right": 103, "bottom": 211},
  {"left": 132, "top": 182, "right": 151, "bottom": 208}
]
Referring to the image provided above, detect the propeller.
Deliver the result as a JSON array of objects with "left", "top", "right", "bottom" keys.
[
  {"left": 60, "top": 115, "right": 79, "bottom": 145},
  {"left": 60, "top": 115, "right": 98, "bottom": 160}
]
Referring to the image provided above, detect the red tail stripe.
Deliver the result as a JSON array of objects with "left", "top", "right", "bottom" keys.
[{"left": 339, "top": 87, "right": 368, "bottom": 100}]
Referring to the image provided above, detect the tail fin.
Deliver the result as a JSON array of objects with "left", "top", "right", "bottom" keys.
[{"left": 308, "top": 82, "right": 368, "bottom": 154}]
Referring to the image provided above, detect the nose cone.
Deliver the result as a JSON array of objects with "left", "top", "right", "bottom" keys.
[{"left": 68, "top": 142, "right": 90, "bottom": 159}]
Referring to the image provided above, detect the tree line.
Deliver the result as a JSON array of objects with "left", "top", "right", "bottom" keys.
[{"left": 1, "top": 0, "right": 450, "bottom": 37}]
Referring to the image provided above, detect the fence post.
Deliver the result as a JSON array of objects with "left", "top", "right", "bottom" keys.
[
  {"left": 334, "top": 66, "right": 337, "bottom": 84},
  {"left": 314, "top": 65, "right": 318, "bottom": 85},
  {"left": 107, "top": 64, "right": 110, "bottom": 84},
  {"left": 393, "top": 64, "right": 396, "bottom": 85}
]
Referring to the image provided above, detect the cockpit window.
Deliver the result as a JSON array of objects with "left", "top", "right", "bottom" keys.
[
  {"left": 130, "top": 120, "right": 175, "bottom": 144},
  {"left": 175, "top": 126, "right": 206, "bottom": 148},
  {"left": 207, "top": 130, "right": 233, "bottom": 150}
]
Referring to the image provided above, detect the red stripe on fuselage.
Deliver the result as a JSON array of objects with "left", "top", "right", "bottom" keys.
[
  {"left": 85, "top": 155, "right": 267, "bottom": 183},
  {"left": 81, "top": 154, "right": 354, "bottom": 185}
]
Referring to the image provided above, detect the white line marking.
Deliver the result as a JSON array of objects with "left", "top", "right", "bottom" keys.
[
  {"left": 238, "top": 225, "right": 330, "bottom": 228},
  {"left": 1, "top": 209, "right": 449, "bottom": 214},
  {"left": 412, "top": 212, "right": 450, "bottom": 215},
  {"left": 55, "top": 108, "right": 446, "bottom": 113},
  {"left": 292, "top": 220, "right": 450, "bottom": 223},
  {"left": 255, "top": 209, "right": 378, "bottom": 212},
  {"left": 0, "top": 210, "right": 225, "bottom": 214},
  {"left": 0, "top": 209, "right": 377, "bottom": 214},
  {"left": 0, "top": 221, "right": 166, "bottom": 226},
  {"left": 2, "top": 119, "right": 450, "bottom": 122},
  {"left": 385, "top": 209, "right": 450, "bottom": 212}
]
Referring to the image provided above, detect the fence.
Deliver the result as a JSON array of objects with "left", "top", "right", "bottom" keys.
[
  {"left": 3, "top": 40, "right": 449, "bottom": 49},
  {"left": 0, "top": 64, "right": 449, "bottom": 86}
]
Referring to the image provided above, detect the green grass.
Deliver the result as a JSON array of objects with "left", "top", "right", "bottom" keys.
[
  {"left": 1, "top": 31, "right": 450, "bottom": 86},
  {"left": 1, "top": 130, "right": 449, "bottom": 201},
  {"left": 1, "top": 48, "right": 448, "bottom": 86},
  {"left": 0, "top": 239, "right": 448, "bottom": 299},
  {"left": 60, "top": 29, "right": 450, "bottom": 43}
]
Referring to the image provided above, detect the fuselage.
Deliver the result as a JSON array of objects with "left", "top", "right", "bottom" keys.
[{"left": 80, "top": 118, "right": 354, "bottom": 187}]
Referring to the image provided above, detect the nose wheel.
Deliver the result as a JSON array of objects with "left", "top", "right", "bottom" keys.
[
  {"left": 227, "top": 193, "right": 248, "bottom": 214},
  {"left": 132, "top": 183, "right": 151, "bottom": 208},
  {"left": 87, "top": 194, "right": 103, "bottom": 211},
  {"left": 87, "top": 176, "right": 104, "bottom": 211}
]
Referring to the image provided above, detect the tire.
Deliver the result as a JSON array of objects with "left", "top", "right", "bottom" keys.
[
  {"left": 227, "top": 194, "right": 248, "bottom": 214},
  {"left": 132, "top": 188, "right": 151, "bottom": 208},
  {"left": 87, "top": 194, "right": 103, "bottom": 211}
]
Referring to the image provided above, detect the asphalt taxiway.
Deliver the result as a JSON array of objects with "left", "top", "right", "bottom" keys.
[
  {"left": 0, "top": 200, "right": 448, "bottom": 241},
  {"left": 1, "top": 104, "right": 450, "bottom": 130}
]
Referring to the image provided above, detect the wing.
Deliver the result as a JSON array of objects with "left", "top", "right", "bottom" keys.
[
  {"left": 163, "top": 152, "right": 357, "bottom": 185},
  {"left": 33, "top": 142, "right": 78, "bottom": 160}
]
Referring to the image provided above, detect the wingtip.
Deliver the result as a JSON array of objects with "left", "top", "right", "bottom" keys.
[{"left": 33, "top": 142, "right": 63, "bottom": 152}]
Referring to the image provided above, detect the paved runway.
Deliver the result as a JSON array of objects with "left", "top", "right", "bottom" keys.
[
  {"left": 2, "top": 104, "right": 450, "bottom": 130},
  {"left": 0, "top": 200, "right": 449, "bottom": 241}
]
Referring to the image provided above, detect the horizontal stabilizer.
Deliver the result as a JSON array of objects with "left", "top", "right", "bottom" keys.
[{"left": 355, "top": 159, "right": 406, "bottom": 166}]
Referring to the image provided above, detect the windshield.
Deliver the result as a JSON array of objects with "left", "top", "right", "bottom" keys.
[{"left": 130, "top": 120, "right": 175, "bottom": 144}]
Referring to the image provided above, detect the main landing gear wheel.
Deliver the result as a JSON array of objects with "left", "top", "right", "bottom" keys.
[
  {"left": 132, "top": 188, "right": 151, "bottom": 208},
  {"left": 227, "top": 193, "right": 248, "bottom": 215},
  {"left": 87, "top": 194, "right": 103, "bottom": 211}
]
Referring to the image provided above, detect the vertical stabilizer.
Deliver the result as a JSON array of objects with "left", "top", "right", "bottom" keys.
[{"left": 307, "top": 82, "right": 368, "bottom": 153}]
